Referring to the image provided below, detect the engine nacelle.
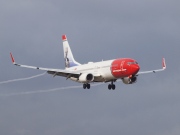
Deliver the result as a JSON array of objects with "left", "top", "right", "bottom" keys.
[
  {"left": 79, "top": 73, "right": 94, "bottom": 83},
  {"left": 122, "top": 76, "right": 137, "bottom": 84}
]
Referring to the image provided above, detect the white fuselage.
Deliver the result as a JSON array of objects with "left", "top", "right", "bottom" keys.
[{"left": 66, "top": 60, "right": 115, "bottom": 82}]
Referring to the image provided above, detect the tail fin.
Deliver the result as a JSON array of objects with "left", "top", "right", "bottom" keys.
[{"left": 62, "top": 35, "right": 81, "bottom": 68}]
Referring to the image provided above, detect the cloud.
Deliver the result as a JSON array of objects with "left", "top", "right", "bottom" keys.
[{"left": 0, "top": 0, "right": 180, "bottom": 135}]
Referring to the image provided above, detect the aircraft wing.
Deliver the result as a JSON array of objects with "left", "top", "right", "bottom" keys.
[
  {"left": 10, "top": 53, "right": 80, "bottom": 78},
  {"left": 137, "top": 58, "right": 166, "bottom": 75}
]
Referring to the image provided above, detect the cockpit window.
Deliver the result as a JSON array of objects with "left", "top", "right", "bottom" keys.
[{"left": 127, "top": 61, "right": 138, "bottom": 65}]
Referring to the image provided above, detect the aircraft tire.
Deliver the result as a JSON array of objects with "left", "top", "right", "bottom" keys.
[
  {"left": 108, "top": 84, "right": 112, "bottom": 90},
  {"left": 87, "top": 84, "right": 90, "bottom": 89},
  {"left": 83, "top": 84, "right": 87, "bottom": 89},
  {"left": 112, "top": 84, "right": 115, "bottom": 90}
]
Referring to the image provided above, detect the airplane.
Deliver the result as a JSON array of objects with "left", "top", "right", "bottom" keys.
[{"left": 10, "top": 35, "right": 166, "bottom": 90}]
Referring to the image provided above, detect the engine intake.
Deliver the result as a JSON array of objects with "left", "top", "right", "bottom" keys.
[
  {"left": 122, "top": 76, "right": 137, "bottom": 84},
  {"left": 79, "top": 73, "right": 94, "bottom": 83}
]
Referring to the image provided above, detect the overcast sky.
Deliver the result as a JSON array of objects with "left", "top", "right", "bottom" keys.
[{"left": 0, "top": 0, "right": 180, "bottom": 135}]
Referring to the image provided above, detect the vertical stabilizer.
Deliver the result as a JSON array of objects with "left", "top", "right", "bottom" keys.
[{"left": 62, "top": 35, "right": 81, "bottom": 68}]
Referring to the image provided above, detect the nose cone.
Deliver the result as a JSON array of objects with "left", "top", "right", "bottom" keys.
[{"left": 131, "top": 64, "right": 140, "bottom": 74}]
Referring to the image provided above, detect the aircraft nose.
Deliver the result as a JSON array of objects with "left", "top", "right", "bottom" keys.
[{"left": 131, "top": 64, "right": 140, "bottom": 74}]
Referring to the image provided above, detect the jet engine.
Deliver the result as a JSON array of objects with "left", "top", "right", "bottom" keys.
[
  {"left": 122, "top": 76, "right": 137, "bottom": 84},
  {"left": 79, "top": 73, "right": 94, "bottom": 83}
]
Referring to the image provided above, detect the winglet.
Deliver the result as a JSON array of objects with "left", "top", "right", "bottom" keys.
[
  {"left": 10, "top": 53, "right": 15, "bottom": 64},
  {"left": 62, "top": 35, "right": 67, "bottom": 41},
  {"left": 162, "top": 58, "right": 166, "bottom": 69}
]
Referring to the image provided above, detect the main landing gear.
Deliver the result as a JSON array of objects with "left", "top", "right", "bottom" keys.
[
  {"left": 108, "top": 81, "right": 116, "bottom": 90},
  {"left": 83, "top": 83, "right": 90, "bottom": 89}
]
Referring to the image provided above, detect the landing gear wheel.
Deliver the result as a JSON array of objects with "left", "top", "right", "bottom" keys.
[
  {"left": 108, "top": 80, "right": 116, "bottom": 90},
  {"left": 87, "top": 84, "right": 90, "bottom": 89},
  {"left": 108, "top": 84, "right": 112, "bottom": 90},
  {"left": 112, "top": 84, "right": 115, "bottom": 90},
  {"left": 83, "top": 84, "right": 87, "bottom": 89}
]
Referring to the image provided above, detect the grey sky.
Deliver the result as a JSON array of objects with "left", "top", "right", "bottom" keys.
[{"left": 0, "top": 0, "right": 180, "bottom": 135}]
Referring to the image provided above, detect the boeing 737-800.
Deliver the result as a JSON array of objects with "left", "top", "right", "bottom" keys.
[{"left": 10, "top": 35, "right": 166, "bottom": 90}]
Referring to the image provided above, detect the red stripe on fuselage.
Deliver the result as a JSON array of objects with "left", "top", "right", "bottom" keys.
[{"left": 111, "top": 58, "right": 140, "bottom": 78}]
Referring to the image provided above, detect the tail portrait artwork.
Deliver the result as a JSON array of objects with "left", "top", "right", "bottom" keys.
[{"left": 62, "top": 35, "right": 81, "bottom": 68}]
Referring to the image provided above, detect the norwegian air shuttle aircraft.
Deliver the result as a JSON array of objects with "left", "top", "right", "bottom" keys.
[{"left": 10, "top": 35, "right": 166, "bottom": 90}]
